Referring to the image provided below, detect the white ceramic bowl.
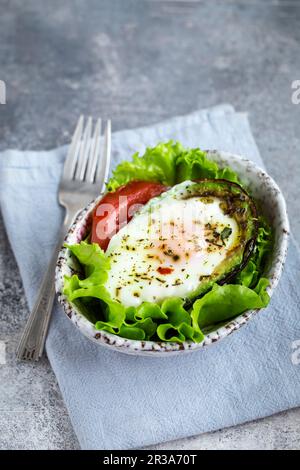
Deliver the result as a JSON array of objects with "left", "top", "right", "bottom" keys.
[{"left": 55, "top": 150, "right": 289, "bottom": 356}]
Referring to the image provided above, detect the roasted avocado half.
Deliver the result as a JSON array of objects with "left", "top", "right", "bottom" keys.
[
  {"left": 184, "top": 178, "right": 258, "bottom": 302},
  {"left": 104, "top": 179, "right": 258, "bottom": 308}
]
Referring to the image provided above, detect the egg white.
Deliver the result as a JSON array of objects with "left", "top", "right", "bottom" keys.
[{"left": 104, "top": 181, "right": 239, "bottom": 307}]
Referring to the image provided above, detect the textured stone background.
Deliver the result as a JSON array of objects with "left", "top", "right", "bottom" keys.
[{"left": 0, "top": 0, "right": 300, "bottom": 450}]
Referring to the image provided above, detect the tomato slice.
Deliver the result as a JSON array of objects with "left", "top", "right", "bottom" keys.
[{"left": 91, "top": 180, "right": 167, "bottom": 250}]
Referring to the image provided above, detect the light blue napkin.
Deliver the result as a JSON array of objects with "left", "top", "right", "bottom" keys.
[{"left": 0, "top": 105, "right": 299, "bottom": 450}]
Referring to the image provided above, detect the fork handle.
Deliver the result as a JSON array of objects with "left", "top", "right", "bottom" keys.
[{"left": 16, "top": 212, "right": 76, "bottom": 361}]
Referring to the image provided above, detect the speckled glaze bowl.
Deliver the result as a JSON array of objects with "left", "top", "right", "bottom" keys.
[{"left": 55, "top": 150, "right": 289, "bottom": 356}]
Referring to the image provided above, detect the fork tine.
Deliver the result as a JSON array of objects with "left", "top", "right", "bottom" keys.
[
  {"left": 75, "top": 116, "right": 92, "bottom": 181},
  {"left": 95, "top": 119, "right": 111, "bottom": 190},
  {"left": 62, "top": 115, "right": 84, "bottom": 180},
  {"left": 85, "top": 118, "right": 102, "bottom": 183}
]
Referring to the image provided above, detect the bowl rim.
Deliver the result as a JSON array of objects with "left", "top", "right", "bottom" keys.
[{"left": 55, "top": 150, "right": 290, "bottom": 356}]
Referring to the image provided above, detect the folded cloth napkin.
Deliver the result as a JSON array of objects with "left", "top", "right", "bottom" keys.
[{"left": 1, "top": 105, "right": 299, "bottom": 450}]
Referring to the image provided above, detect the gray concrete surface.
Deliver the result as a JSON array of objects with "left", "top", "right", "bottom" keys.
[{"left": 0, "top": 0, "right": 299, "bottom": 450}]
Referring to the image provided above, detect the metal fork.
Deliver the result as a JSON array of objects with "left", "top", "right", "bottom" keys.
[{"left": 16, "top": 116, "right": 111, "bottom": 361}]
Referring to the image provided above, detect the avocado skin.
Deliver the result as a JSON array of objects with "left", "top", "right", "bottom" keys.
[{"left": 183, "top": 179, "right": 258, "bottom": 305}]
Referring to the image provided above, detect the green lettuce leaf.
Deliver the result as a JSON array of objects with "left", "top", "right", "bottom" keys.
[
  {"left": 234, "top": 217, "right": 273, "bottom": 288},
  {"left": 176, "top": 148, "right": 241, "bottom": 185},
  {"left": 107, "top": 141, "right": 183, "bottom": 191},
  {"left": 107, "top": 141, "right": 243, "bottom": 191},
  {"left": 64, "top": 243, "right": 126, "bottom": 331},
  {"left": 119, "top": 317, "right": 157, "bottom": 340},
  {"left": 157, "top": 322, "right": 204, "bottom": 343},
  {"left": 63, "top": 242, "right": 205, "bottom": 343},
  {"left": 135, "top": 302, "right": 168, "bottom": 321},
  {"left": 65, "top": 241, "right": 110, "bottom": 287},
  {"left": 156, "top": 297, "right": 204, "bottom": 343},
  {"left": 191, "top": 280, "right": 270, "bottom": 330}
]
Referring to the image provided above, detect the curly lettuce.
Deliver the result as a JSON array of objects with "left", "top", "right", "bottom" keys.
[
  {"left": 234, "top": 217, "right": 272, "bottom": 289},
  {"left": 64, "top": 242, "right": 204, "bottom": 343},
  {"left": 63, "top": 143, "right": 272, "bottom": 344},
  {"left": 107, "top": 141, "right": 242, "bottom": 191},
  {"left": 64, "top": 241, "right": 270, "bottom": 344},
  {"left": 107, "top": 142, "right": 182, "bottom": 191},
  {"left": 191, "top": 279, "right": 269, "bottom": 332}
]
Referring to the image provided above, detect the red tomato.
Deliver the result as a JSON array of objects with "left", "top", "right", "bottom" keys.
[{"left": 91, "top": 180, "right": 167, "bottom": 250}]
